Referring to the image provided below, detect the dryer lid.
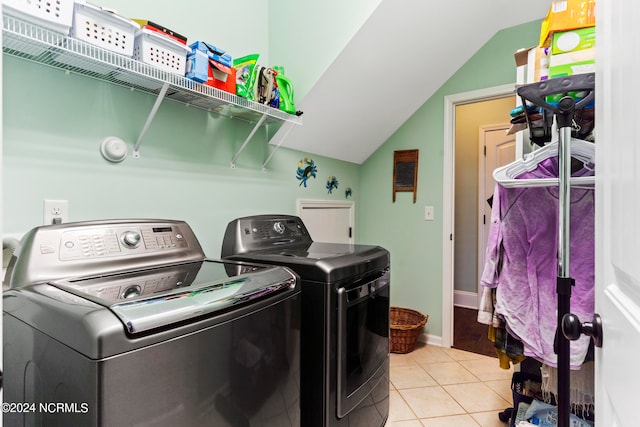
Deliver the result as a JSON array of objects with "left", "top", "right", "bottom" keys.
[{"left": 221, "top": 215, "right": 389, "bottom": 283}]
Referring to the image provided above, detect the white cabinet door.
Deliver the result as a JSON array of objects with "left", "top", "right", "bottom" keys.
[{"left": 297, "top": 200, "right": 354, "bottom": 244}]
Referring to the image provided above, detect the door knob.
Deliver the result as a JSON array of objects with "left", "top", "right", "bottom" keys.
[{"left": 562, "top": 313, "right": 603, "bottom": 348}]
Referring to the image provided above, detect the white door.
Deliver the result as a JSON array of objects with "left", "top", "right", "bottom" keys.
[
  {"left": 296, "top": 200, "right": 355, "bottom": 244},
  {"left": 595, "top": 1, "right": 639, "bottom": 425},
  {"left": 477, "top": 124, "right": 515, "bottom": 306}
]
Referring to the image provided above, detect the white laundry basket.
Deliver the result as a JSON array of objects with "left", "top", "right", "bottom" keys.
[
  {"left": 2, "top": 0, "right": 75, "bottom": 34},
  {"left": 69, "top": 0, "right": 139, "bottom": 56},
  {"left": 133, "top": 28, "right": 191, "bottom": 74}
]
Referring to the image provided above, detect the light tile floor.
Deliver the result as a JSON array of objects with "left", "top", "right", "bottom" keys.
[{"left": 386, "top": 343, "right": 514, "bottom": 427}]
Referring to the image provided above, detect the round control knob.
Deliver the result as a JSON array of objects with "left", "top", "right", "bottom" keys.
[
  {"left": 122, "top": 285, "right": 141, "bottom": 299},
  {"left": 121, "top": 231, "right": 141, "bottom": 248},
  {"left": 273, "top": 221, "right": 286, "bottom": 234}
]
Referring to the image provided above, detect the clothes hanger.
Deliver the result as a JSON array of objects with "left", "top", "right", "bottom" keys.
[{"left": 493, "top": 138, "right": 595, "bottom": 188}]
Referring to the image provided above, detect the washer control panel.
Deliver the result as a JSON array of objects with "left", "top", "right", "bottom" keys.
[
  {"left": 59, "top": 225, "right": 188, "bottom": 260},
  {"left": 7, "top": 219, "right": 205, "bottom": 288}
]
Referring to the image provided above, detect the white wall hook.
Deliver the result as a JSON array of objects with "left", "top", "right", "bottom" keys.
[{"left": 100, "top": 137, "right": 128, "bottom": 163}]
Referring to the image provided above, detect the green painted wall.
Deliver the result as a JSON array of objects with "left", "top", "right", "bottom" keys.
[
  {"left": 2, "top": 55, "right": 360, "bottom": 256},
  {"left": 359, "top": 20, "right": 542, "bottom": 338}
]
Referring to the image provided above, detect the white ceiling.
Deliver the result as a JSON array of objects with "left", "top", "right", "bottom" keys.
[{"left": 271, "top": 0, "right": 551, "bottom": 164}]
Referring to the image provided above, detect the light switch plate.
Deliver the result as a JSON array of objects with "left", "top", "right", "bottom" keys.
[{"left": 424, "top": 206, "right": 434, "bottom": 221}]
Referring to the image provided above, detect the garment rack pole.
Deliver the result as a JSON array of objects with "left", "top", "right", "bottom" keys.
[{"left": 556, "top": 116, "right": 574, "bottom": 427}]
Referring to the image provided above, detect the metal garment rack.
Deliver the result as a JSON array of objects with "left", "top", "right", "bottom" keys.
[{"left": 516, "top": 73, "right": 601, "bottom": 427}]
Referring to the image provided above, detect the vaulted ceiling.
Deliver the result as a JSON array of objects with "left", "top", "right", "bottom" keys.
[{"left": 272, "top": 0, "right": 550, "bottom": 164}]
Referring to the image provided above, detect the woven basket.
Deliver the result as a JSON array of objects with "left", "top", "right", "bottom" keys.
[{"left": 390, "top": 307, "right": 428, "bottom": 354}]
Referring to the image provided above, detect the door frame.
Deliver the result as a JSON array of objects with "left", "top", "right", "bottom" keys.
[
  {"left": 296, "top": 199, "right": 355, "bottom": 243},
  {"left": 442, "top": 83, "right": 517, "bottom": 348}
]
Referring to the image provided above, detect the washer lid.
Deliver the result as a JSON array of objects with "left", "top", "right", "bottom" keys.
[{"left": 51, "top": 259, "right": 297, "bottom": 334}]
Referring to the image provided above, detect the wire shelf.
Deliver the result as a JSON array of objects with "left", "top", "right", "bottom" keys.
[{"left": 2, "top": 14, "right": 303, "bottom": 126}]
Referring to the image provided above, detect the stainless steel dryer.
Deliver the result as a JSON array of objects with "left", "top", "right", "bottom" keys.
[
  {"left": 221, "top": 215, "right": 390, "bottom": 427},
  {"left": 3, "top": 219, "right": 301, "bottom": 427}
]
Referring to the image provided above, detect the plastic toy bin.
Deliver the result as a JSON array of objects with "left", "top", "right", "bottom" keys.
[
  {"left": 2, "top": 0, "right": 75, "bottom": 34},
  {"left": 70, "top": 1, "right": 139, "bottom": 56},
  {"left": 133, "top": 28, "right": 191, "bottom": 74}
]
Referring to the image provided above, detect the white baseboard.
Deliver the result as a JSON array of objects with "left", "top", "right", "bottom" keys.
[
  {"left": 418, "top": 333, "right": 442, "bottom": 347},
  {"left": 454, "top": 290, "right": 478, "bottom": 309}
]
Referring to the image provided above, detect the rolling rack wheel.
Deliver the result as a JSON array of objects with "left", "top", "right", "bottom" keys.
[
  {"left": 513, "top": 73, "right": 595, "bottom": 427},
  {"left": 498, "top": 407, "right": 513, "bottom": 423}
]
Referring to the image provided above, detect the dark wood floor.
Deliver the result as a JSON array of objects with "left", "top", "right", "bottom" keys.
[{"left": 453, "top": 306, "right": 497, "bottom": 358}]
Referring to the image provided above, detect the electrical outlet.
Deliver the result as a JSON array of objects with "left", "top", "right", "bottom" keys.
[
  {"left": 424, "top": 205, "right": 434, "bottom": 221},
  {"left": 44, "top": 200, "right": 69, "bottom": 225}
]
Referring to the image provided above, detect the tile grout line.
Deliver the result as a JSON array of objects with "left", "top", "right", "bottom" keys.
[
  {"left": 392, "top": 388, "right": 422, "bottom": 421},
  {"left": 390, "top": 353, "right": 427, "bottom": 423},
  {"left": 440, "top": 363, "right": 497, "bottom": 424},
  {"left": 389, "top": 347, "right": 511, "bottom": 426},
  {"left": 437, "top": 360, "right": 486, "bottom": 422}
]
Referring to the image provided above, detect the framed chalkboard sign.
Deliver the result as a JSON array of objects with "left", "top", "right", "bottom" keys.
[{"left": 393, "top": 149, "right": 418, "bottom": 203}]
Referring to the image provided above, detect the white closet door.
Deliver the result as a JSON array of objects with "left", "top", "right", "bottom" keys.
[{"left": 477, "top": 124, "right": 515, "bottom": 307}]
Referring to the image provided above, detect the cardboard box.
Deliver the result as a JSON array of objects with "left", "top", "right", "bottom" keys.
[
  {"left": 540, "top": 0, "right": 596, "bottom": 47},
  {"left": 514, "top": 48, "right": 531, "bottom": 67},
  {"left": 548, "top": 60, "right": 595, "bottom": 78},
  {"left": 514, "top": 46, "right": 548, "bottom": 83},
  {"left": 206, "top": 61, "right": 236, "bottom": 94},
  {"left": 189, "top": 41, "right": 232, "bottom": 67},
  {"left": 532, "top": 47, "right": 549, "bottom": 82},
  {"left": 548, "top": 47, "right": 595, "bottom": 78},
  {"left": 551, "top": 27, "right": 595, "bottom": 54}
]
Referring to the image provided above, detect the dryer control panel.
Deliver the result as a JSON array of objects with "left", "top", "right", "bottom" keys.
[
  {"left": 7, "top": 219, "right": 205, "bottom": 288},
  {"left": 221, "top": 214, "right": 312, "bottom": 257}
]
